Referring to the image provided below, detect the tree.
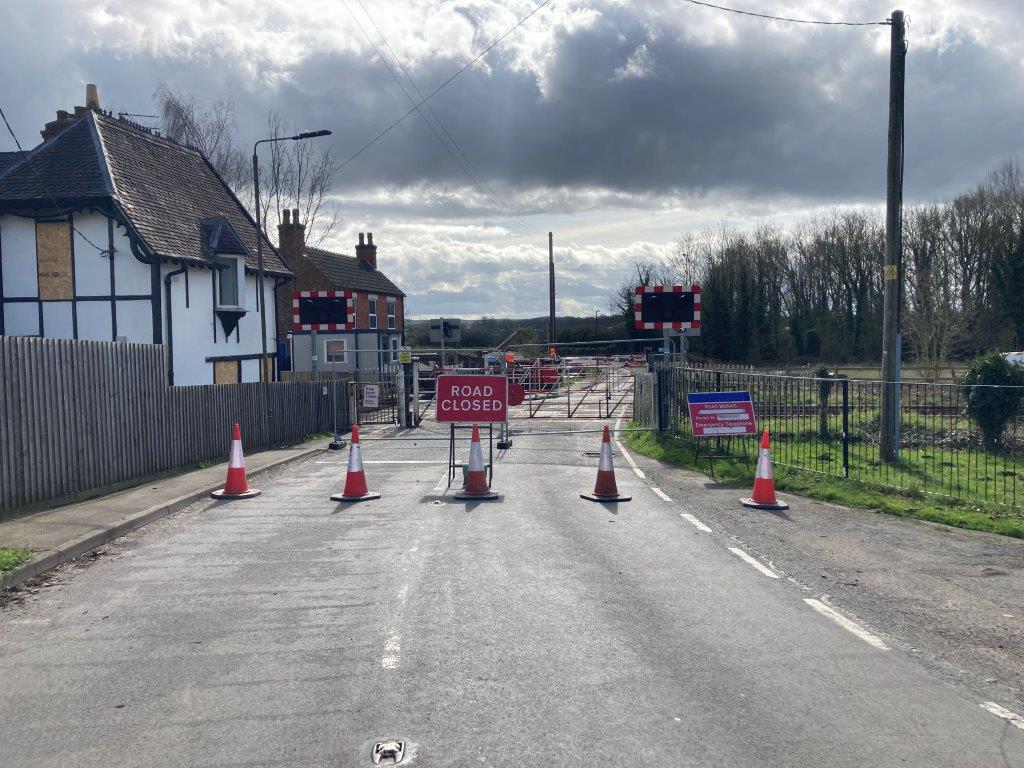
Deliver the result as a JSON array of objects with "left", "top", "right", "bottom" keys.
[
  {"left": 962, "top": 354, "right": 1024, "bottom": 451},
  {"left": 610, "top": 260, "right": 662, "bottom": 337},
  {"left": 154, "top": 85, "right": 341, "bottom": 246}
]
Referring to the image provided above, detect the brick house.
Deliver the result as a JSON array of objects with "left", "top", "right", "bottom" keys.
[{"left": 275, "top": 209, "right": 405, "bottom": 372}]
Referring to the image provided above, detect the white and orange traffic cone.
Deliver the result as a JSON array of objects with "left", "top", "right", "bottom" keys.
[
  {"left": 331, "top": 425, "right": 381, "bottom": 502},
  {"left": 581, "top": 425, "right": 631, "bottom": 502},
  {"left": 454, "top": 424, "right": 499, "bottom": 500},
  {"left": 211, "top": 423, "right": 261, "bottom": 499},
  {"left": 741, "top": 430, "right": 789, "bottom": 510}
]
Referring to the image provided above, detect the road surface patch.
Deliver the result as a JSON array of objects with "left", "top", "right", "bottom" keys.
[
  {"left": 679, "top": 513, "right": 712, "bottom": 533},
  {"left": 803, "top": 598, "right": 889, "bottom": 650},
  {"left": 728, "top": 547, "right": 781, "bottom": 578},
  {"left": 980, "top": 702, "right": 1024, "bottom": 730}
]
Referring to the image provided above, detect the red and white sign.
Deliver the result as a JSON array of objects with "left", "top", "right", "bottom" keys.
[
  {"left": 292, "top": 290, "right": 355, "bottom": 332},
  {"left": 686, "top": 391, "right": 757, "bottom": 437},
  {"left": 634, "top": 284, "right": 701, "bottom": 331},
  {"left": 436, "top": 375, "right": 508, "bottom": 423}
]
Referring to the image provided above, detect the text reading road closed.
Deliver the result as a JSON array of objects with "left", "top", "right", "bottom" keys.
[{"left": 436, "top": 375, "right": 509, "bottom": 423}]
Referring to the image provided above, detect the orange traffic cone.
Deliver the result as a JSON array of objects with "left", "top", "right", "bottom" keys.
[
  {"left": 581, "top": 425, "right": 631, "bottom": 502},
  {"left": 211, "top": 423, "right": 261, "bottom": 499},
  {"left": 331, "top": 425, "right": 381, "bottom": 502},
  {"left": 454, "top": 424, "right": 499, "bottom": 500},
  {"left": 741, "top": 430, "right": 789, "bottom": 510}
]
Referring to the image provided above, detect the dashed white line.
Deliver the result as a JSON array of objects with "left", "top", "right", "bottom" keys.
[
  {"left": 364, "top": 460, "right": 437, "bottom": 464},
  {"left": 613, "top": 417, "right": 646, "bottom": 479},
  {"left": 803, "top": 598, "right": 889, "bottom": 651},
  {"left": 432, "top": 470, "right": 451, "bottom": 493},
  {"left": 679, "top": 513, "right": 712, "bottom": 533},
  {"left": 652, "top": 487, "right": 672, "bottom": 502},
  {"left": 980, "top": 702, "right": 1024, "bottom": 731},
  {"left": 729, "top": 547, "right": 781, "bottom": 579},
  {"left": 381, "top": 582, "right": 410, "bottom": 669}
]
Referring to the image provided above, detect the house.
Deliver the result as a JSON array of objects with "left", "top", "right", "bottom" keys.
[
  {"left": 275, "top": 211, "right": 406, "bottom": 372},
  {"left": 0, "top": 85, "right": 292, "bottom": 385}
]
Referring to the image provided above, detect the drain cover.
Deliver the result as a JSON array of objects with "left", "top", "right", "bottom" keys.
[{"left": 371, "top": 739, "right": 405, "bottom": 764}]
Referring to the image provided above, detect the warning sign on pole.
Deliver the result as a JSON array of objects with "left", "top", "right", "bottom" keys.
[
  {"left": 686, "top": 391, "right": 757, "bottom": 436},
  {"left": 436, "top": 375, "right": 508, "bottom": 423}
]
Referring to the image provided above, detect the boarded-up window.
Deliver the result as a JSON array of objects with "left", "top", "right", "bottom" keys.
[
  {"left": 36, "top": 221, "right": 73, "bottom": 300},
  {"left": 213, "top": 360, "right": 240, "bottom": 384}
]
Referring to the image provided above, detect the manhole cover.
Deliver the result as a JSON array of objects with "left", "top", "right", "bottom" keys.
[{"left": 371, "top": 739, "right": 405, "bottom": 764}]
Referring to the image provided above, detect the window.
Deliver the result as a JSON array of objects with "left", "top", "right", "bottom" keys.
[
  {"left": 325, "top": 339, "right": 349, "bottom": 364},
  {"left": 391, "top": 338, "right": 400, "bottom": 362},
  {"left": 216, "top": 257, "right": 241, "bottom": 307},
  {"left": 368, "top": 297, "right": 378, "bottom": 330},
  {"left": 387, "top": 297, "right": 397, "bottom": 330}
]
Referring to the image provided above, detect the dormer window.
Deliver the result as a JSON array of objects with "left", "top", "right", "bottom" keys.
[{"left": 216, "top": 256, "right": 242, "bottom": 309}]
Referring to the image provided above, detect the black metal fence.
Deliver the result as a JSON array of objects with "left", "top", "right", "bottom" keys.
[{"left": 658, "top": 365, "right": 1024, "bottom": 508}]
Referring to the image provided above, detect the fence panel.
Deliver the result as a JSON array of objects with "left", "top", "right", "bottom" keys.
[
  {"left": 656, "top": 364, "right": 1024, "bottom": 509},
  {"left": 0, "top": 336, "right": 354, "bottom": 516}
]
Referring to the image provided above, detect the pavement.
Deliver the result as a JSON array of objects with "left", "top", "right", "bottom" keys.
[
  {"left": 0, "top": 442, "right": 327, "bottom": 589},
  {"left": 0, "top": 420, "right": 1023, "bottom": 767}
]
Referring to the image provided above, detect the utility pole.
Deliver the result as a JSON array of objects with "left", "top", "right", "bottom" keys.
[
  {"left": 548, "top": 232, "right": 556, "bottom": 346},
  {"left": 880, "top": 9, "right": 906, "bottom": 464}
]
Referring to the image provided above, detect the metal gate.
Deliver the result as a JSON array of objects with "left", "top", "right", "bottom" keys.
[
  {"left": 507, "top": 356, "right": 638, "bottom": 419},
  {"left": 352, "top": 366, "right": 401, "bottom": 426}
]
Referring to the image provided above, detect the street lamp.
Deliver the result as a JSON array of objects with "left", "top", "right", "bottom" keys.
[{"left": 252, "top": 129, "right": 332, "bottom": 381}]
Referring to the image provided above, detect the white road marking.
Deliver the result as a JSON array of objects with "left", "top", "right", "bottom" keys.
[
  {"left": 729, "top": 547, "right": 781, "bottom": 579},
  {"left": 680, "top": 513, "right": 712, "bottom": 533},
  {"left": 803, "top": 598, "right": 889, "bottom": 651},
  {"left": 432, "top": 470, "right": 451, "bottom": 493},
  {"left": 381, "top": 582, "right": 410, "bottom": 669},
  {"left": 652, "top": 487, "right": 672, "bottom": 502},
  {"left": 613, "top": 416, "right": 646, "bottom": 479},
  {"left": 364, "top": 460, "right": 437, "bottom": 464},
  {"left": 980, "top": 702, "right": 1024, "bottom": 731}
]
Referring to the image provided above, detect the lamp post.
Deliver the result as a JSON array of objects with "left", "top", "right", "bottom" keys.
[{"left": 253, "top": 129, "right": 331, "bottom": 381}]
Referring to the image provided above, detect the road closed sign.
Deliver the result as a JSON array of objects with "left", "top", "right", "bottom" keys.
[
  {"left": 436, "top": 375, "right": 508, "bottom": 423},
  {"left": 686, "top": 391, "right": 757, "bottom": 436}
]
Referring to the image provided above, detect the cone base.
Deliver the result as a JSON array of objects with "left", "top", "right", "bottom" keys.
[
  {"left": 211, "top": 488, "right": 261, "bottom": 500},
  {"left": 454, "top": 490, "right": 499, "bottom": 500},
  {"left": 331, "top": 491, "right": 382, "bottom": 502},
  {"left": 580, "top": 492, "right": 632, "bottom": 502},
  {"left": 740, "top": 497, "right": 789, "bottom": 510}
]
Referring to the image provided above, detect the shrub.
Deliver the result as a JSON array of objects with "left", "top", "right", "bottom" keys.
[{"left": 962, "top": 354, "right": 1024, "bottom": 451}]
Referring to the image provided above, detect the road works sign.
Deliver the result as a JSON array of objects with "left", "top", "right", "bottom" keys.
[
  {"left": 436, "top": 375, "right": 508, "bottom": 423},
  {"left": 686, "top": 391, "right": 757, "bottom": 436}
]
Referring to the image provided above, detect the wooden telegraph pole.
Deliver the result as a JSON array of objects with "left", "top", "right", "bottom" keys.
[
  {"left": 548, "top": 232, "right": 556, "bottom": 346},
  {"left": 880, "top": 9, "right": 906, "bottom": 463}
]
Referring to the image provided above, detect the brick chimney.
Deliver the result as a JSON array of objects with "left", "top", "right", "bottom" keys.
[
  {"left": 355, "top": 232, "right": 377, "bottom": 270},
  {"left": 277, "top": 207, "right": 305, "bottom": 270},
  {"left": 41, "top": 84, "right": 99, "bottom": 142}
]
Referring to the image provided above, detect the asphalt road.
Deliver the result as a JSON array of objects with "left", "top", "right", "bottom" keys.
[{"left": 1, "top": 422, "right": 1023, "bottom": 767}]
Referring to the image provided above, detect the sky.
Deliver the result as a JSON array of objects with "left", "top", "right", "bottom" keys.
[{"left": 2, "top": 0, "right": 1023, "bottom": 318}]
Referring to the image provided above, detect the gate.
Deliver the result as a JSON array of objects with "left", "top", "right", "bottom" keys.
[
  {"left": 352, "top": 366, "right": 401, "bottom": 426},
  {"left": 507, "top": 356, "right": 638, "bottom": 420}
]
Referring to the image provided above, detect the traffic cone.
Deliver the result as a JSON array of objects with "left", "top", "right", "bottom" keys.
[
  {"left": 741, "top": 430, "right": 789, "bottom": 510},
  {"left": 454, "top": 424, "right": 499, "bottom": 500},
  {"left": 581, "top": 425, "right": 631, "bottom": 502},
  {"left": 211, "top": 423, "right": 261, "bottom": 499},
  {"left": 331, "top": 425, "right": 381, "bottom": 502}
]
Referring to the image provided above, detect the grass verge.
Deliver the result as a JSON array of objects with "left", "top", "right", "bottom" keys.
[
  {"left": 626, "top": 427, "right": 1024, "bottom": 539},
  {"left": 0, "top": 548, "right": 37, "bottom": 574}
]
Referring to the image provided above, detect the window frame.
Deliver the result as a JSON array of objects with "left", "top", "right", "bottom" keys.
[
  {"left": 390, "top": 337, "right": 400, "bottom": 362},
  {"left": 215, "top": 255, "right": 243, "bottom": 309},
  {"left": 387, "top": 297, "right": 397, "bottom": 330},
  {"left": 324, "top": 338, "right": 349, "bottom": 365},
  {"left": 368, "top": 296, "right": 378, "bottom": 330}
]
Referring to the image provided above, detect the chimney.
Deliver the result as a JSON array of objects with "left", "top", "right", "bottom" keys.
[
  {"left": 40, "top": 84, "right": 100, "bottom": 142},
  {"left": 355, "top": 231, "right": 377, "bottom": 269},
  {"left": 277, "top": 207, "right": 306, "bottom": 271}
]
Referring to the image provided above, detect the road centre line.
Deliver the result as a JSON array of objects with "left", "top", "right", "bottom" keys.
[
  {"left": 613, "top": 417, "right": 646, "bottom": 479},
  {"left": 381, "top": 582, "right": 410, "bottom": 670},
  {"left": 728, "top": 547, "right": 781, "bottom": 579},
  {"left": 652, "top": 487, "right": 672, "bottom": 502},
  {"left": 363, "top": 460, "right": 437, "bottom": 464},
  {"left": 980, "top": 702, "right": 1024, "bottom": 730},
  {"left": 680, "top": 513, "right": 713, "bottom": 533},
  {"left": 803, "top": 598, "right": 889, "bottom": 651}
]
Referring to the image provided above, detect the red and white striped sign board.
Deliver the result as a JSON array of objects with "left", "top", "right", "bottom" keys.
[
  {"left": 634, "top": 284, "right": 701, "bottom": 331},
  {"left": 292, "top": 290, "right": 355, "bottom": 332}
]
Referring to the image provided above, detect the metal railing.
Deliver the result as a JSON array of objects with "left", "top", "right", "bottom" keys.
[{"left": 658, "top": 365, "right": 1024, "bottom": 509}]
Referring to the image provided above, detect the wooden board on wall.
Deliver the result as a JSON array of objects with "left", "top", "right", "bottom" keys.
[
  {"left": 36, "top": 221, "right": 73, "bottom": 300},
  {"left": 214, "top": 360, "right": 240, "bottom": 384}
]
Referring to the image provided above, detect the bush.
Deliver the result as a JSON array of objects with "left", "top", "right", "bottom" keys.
[{"left": 962, "top": 355, "right": 1024, "bottom": 450}]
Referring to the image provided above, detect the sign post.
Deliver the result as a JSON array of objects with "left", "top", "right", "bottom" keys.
[{"left": 436, "top": 374, "right": 508, "bottom": 491}]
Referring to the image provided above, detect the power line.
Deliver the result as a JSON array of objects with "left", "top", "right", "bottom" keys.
[
  {"left": 337, "top": 0, "right": 555, "bottom": 174},
  {"left": 0, "top": 104, "right": 109, "bottom": 255},
  {"left": 677, "top": 0, "right": 890, "bottom": 26},
  {"left": 354, "top": 0, "right": 540, "bottom": 234},
  {"left": 343, "top": 1, "right": 538, "bottom": 234}
]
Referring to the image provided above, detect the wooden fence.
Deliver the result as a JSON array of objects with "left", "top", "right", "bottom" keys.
[{"left": 0, "top": 336, "right": 352, "bottom": 516}]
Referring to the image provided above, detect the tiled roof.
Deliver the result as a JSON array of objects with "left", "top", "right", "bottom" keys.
[
  {"left": 0, "top": 111, "right": 290, "bottom": 276},
  {"left": 305, "top": 246, "right": 405, "bottom": 296},
  {"left": 0, "top": 152, "right": 24, "bottom": 177}
]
